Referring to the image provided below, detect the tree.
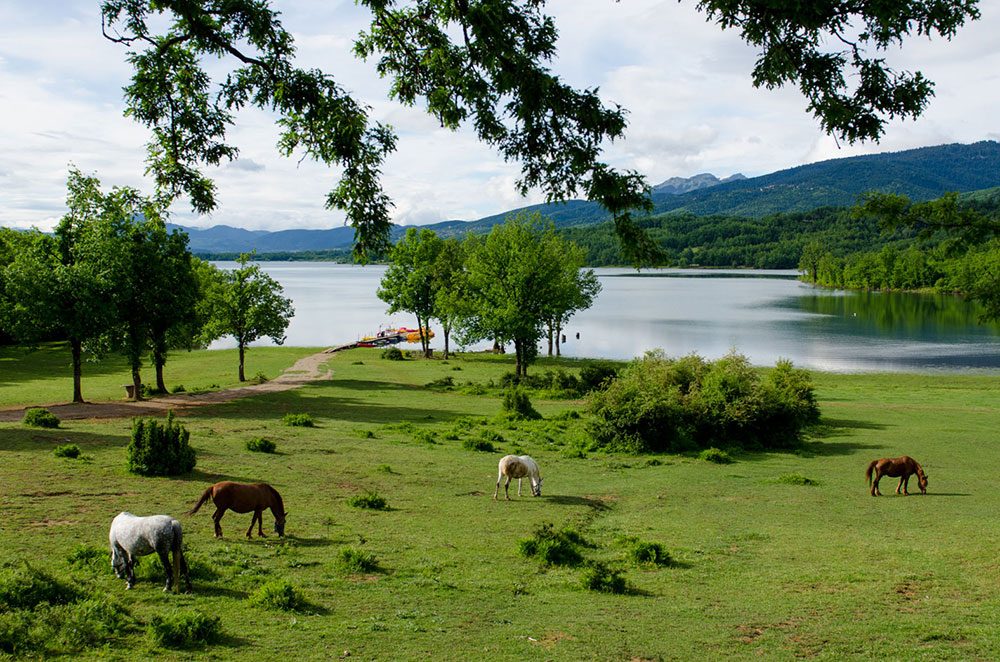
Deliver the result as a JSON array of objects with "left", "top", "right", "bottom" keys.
[
  {"left": 102, "top": 1, "right": 979, "bottom": 264},
  {"left": 541, "top": 237, "right": 600, "bottom": 357},
  {"left": 203, "top": 253, "right": 294, "bottom": 381},
  {"left": 432, "top": 238, "right": 469, "bottom": 360},
  {"left": 377, "top": 228, "right": 443, "bottom": 358},
  {"left": 461, "top": 213, "right": 566, "bottom": 377},
  {"left": 798, "top": 240, "right": 825, "bottom": 283}
]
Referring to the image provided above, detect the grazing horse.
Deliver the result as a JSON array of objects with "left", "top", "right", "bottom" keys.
[
  {"left": 188, "top": 481, "right": 286, "bottom": 538},
  {"left": 866, "top": 456, "right": 928, "bottom": 496},
  {"left": 494, "top": 455, "right": 543, "bottom": 500},
  {"left": 109, "top": 512, "right": 191, "bottom": 593}
]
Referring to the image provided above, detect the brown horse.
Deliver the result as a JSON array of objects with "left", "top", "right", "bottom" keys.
[
  {"left": 866, "top": 456, "right": 928, "bottom": 496},
  {"left": 188, "top": 482, "right": 286, "bottom": 538}
]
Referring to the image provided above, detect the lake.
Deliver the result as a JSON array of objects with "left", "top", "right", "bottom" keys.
[{"left": 213, "top": 262, "right": 1000, "bottom": 373}]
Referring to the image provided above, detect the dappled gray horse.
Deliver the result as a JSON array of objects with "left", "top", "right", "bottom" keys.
[{"left": 109, "top": 512, "right": 191, "bottom": 593}]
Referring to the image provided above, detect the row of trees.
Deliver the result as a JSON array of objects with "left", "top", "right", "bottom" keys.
[
  {"left": 0, "top": 169, "right": 294, "bottom": 401},
  {"left": 377, "top": 214, "right": 600, "bottom": 377}
]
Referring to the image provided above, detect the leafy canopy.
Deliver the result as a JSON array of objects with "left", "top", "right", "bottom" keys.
[{"left": 102, "top": 0, "right": 979, "bottom": 265}]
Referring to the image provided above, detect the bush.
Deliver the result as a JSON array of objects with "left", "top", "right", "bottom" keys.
[
  {"left": 53, "top": 443, "right": 81, "bottom": 459},
  {"left": 776, "top": 473, "right": 819, "bottom": 486},
  {"left": 588, "top": 351, "right": 819, "bottom": 453},
  {"left": 425, "top": 376, "right": 454, "bottom": 389},
  {"left": 245, "top": 437, "right": 277, "bottom": 453},
  {"left": 54, "top": 598, "right": 132, "bottom": 649},
  {"left": 248, "top": 580, "right": 305, "bottom": 612},
  {"left": 126, "top": 411, "right": 196, "bottom": 476},
  {"left": 627, "top": 541, "right": 673, "bottom": 566},
  {"left": 171, "top": 384, "right": 186, "bottom": 394},
  {"left": 66, "top": 545, "right": 108, "bottom": 572},
  {"left": 0, "top": 565, "right": 79, "bottom": 611},
  {"left": 282, "top": 412, "right": 315, "bottom": 427},
  {"left": 579, "top": 362, "right": 619, "bottom": 392},
  {"left": 22, "top": 407, "right": 59, "bottom": 429},
  {"left": 347, "top": 491, "right": 389, "bottom": 510},
  {"left": 517, "top": 523, "right": 586, "bottom": 567},
  {"left": 501, "top": 387, "right": 541, "bottom": 420},
  {"left": 699, "top": 447, "right": 733, "bottom": 464},
  {"left": 147, "top": 610, "right": 222, "bottom": 648},
  {"left": 580, "top": 561, "right": 628, "bottom": 594},
  {"left": 462, "top": 437, "right": 495, "bottom": 452},
  {"left": 381, "top": 347, "right": 404, "bottom": 360},
  {"left": 335, "top": 547, "right": 381, "bottom": 574}
]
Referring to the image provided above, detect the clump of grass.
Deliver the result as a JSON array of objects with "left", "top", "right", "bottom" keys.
[
  {"left": 0, "top": 565, "right": 79, "bottom": 611},
  {"left": 22, "top": 408, "right": 59, "bottom": 429},
  {"left": 425, "top": 376, "right": 454, "bottom": 389},
  {"left": 282, "top": 413, "right": 315, "bottom": 427},
  {"left": 53, "top": 443, "right": 81, "bottom": 459},
  {"left": 375, "top": 464, "right": 394, "bottom": 474},
  {"left": 518, "top": 523, "right": 587, "bottom": 567},
  {"left": 147, "top": 610, "right": 222, "bottom": 648},
  {"left": 248, "top": 580, "right": 306, "bottom": 612},
  {"left": 357, "top": 429, "right": 376, "bottom": 439},
  {"left": 552, "top": 410, "right": 581, "bottom": 420},
  {"left": 451, "top": 365, "right": 462, "bottom": 371},
  {"left": 413, "top": 429, "right": 437, "bottom": 445},
  {"left": 381, "top": 347, "right": 404, "bottom": 361},
  {"left": 776, "top": 473, "right": 819, "bottom": 486},
  {"left": 245, "top": 437, "right": 277, "bottom": 453},
  {"left": 462, "top": 437, "right": 495, "bottom": 452},
  {"left": 480, "top": 429, "right": 505, "bottom": 443},
  {"left": 334, "top": 547, "right": 381, "bottom": 574},
  {"left": 500, "top": 387, "right": 541, "bottom": 420},
  {"left": 580, "top": 561, "right": 628, "bottom": 594},
  {"left": 66, "top": 545, "right": 108, "bottom": 572},
  {"left": 562, "top": 445, "right": 587, "bottom": 459},
  {"left": 699, "top": 447, "right": 733, "bottom": 464},
  {"left": 347, "top": 491, "right": 389, "bottom": 511},
  {"left": 627, "top": 540, "right": 673, "bottom": 566}
]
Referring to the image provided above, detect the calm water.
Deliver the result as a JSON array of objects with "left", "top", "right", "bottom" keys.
[{"left": 213, "top": 262, "right": 1000, "bottom": 373}]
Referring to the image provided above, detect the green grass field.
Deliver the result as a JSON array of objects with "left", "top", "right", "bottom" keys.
[{"left": 2, "top": 347, "right": 999, "bottom": 660}]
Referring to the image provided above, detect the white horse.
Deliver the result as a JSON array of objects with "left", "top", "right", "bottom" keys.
[
  {"left": 494, "top": 455, "right": 543, "bottom": 500},
  {"left": 109, "top": 512, "right": 191, "bottom": 593}
]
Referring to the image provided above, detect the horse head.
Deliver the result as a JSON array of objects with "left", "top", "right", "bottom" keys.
[
  {"left": 275, "top": 511, "right": 287, "bottom": 537},
  {"left": 918, "top": 472, "right": 928, "bottom": 494},
  {"left": 531, "top": 477, "right": 543, "bottom": 497}
]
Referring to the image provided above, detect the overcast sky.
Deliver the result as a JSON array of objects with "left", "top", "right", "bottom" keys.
[{"left": 1, "top": 0, "right": 997, "bottom": 232}]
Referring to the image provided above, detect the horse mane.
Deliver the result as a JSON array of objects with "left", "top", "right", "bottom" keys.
[{"left": 263, "top": 483, "right": 285, "bottom": 513}]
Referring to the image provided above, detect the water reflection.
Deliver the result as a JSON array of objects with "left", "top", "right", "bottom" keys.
[{"left": 212, "top": 263, "right": 1000, "bottom": 373}]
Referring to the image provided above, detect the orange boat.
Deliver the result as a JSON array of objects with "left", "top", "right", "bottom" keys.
[{"left": 357, "top": 326, "right": 434, "bottom": 348}]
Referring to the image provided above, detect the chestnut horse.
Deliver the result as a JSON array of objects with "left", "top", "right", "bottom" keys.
[
  {"left": 866, "top": 456, "right": 928, "bottom": 496},
  {"left": 188, "top": 481, "right": 286, "bottom": 538}
]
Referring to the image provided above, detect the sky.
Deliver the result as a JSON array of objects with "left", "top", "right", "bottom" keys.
[{"left": 1, "top": 0, "right": 998, "bottom": 233}]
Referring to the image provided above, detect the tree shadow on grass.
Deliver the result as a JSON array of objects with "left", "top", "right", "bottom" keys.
[
  {"left": 0, "top": 429, "right": 127, "bottom": 452},
  {"left": 172, "top": 468, "right": 262, "bottom": 485},
  {"left": 281, "top": 535, "right": 335, "bottom": 548}
]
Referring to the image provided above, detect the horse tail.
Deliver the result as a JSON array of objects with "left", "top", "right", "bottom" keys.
[
  {"left": 865, "top": 460, "right": 877, "bottom": 485},
  {"left": 171, "top": 520, "right": 183, "bottom": 593},
  {"left": 187, "top": 485, "right": 214, "bottom": 515}
]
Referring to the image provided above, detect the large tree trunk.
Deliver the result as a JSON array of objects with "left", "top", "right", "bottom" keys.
[
  {"left": 130, "top": 360, "right": 143, "bottom": 401},
  {"left": 153, "top": 339, "right": 167, "bottom": 393},
  {"left": 71, "top": 337, "right": 84, "bottom": 403},
  {"left": 443, "top": 324, "right": 451, "bottom": 359},
  {"left": 546, "top": 323, "right": 553, "bottom": 357},
  {"left": 238, "top": 342, "right": 246, "bottom": 382},
  {"left": 555, "top": 320, "right": 562, "bottom": 357}
]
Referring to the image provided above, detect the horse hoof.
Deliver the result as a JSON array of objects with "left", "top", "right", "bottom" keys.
[{"left": 125, "top": 584, "right": 133, "bottom": 590}]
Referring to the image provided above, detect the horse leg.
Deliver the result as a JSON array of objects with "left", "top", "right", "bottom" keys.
[
  {"left": 180, "top": 552, "right": 192, "bottom": 593},
  {"left": 517, "top": 478, "right": 523, "bottom": 497},
  {"left": 257, "top": 510, "right": 267, "bottom": 537},
  {"left": 246, "top": 511, "right": 259, "bottom": 538},
  {"left": 212, "top": 507, "right": 225, "bottom": 538},
  {"left": 504, "top": 476, "right": 512, "bottom": 500},
  {"left": 901, "top": 475, "right": 910, "bottom": 496},
  {"left": 157, "top": 549, "right": 173, "bottom": 592},
  {"left": 125, "top": 555, "right": 136, "bottom": 589},
  {"left": 494, "top": 476, "right": 501, "bottom": 500},
  {"left": 872, "top": 471, "right": 882, "bottom": 496}
]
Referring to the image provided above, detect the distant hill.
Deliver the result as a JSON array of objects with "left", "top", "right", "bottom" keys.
[{"left": 173, "top": 140, "right": 1000, "bottom": 254}]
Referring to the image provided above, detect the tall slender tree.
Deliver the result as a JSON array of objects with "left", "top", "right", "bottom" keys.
[{"left": 377, "top": 228, "right": 444, "bottom": 358}]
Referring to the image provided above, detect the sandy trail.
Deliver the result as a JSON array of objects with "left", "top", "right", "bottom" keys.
[{"left": 0, "top": 348, "right": 336, "bottom": 422}]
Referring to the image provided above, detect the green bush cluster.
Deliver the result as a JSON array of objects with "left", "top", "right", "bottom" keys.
[
  {"left": 588, "top": 351, "right": 820, "bottom": 453},
  {"left": 627, "top": 541, "right": 673, "bottom": 566},
  {"left": 500, "top": 387, "right": 541, "bottom": 420},
  {"left": 776, "top": 473, "right": 819, "bottom": 486},
  {"left": 517, "top": 523, "right": 587, "bottom": 567},
  {"left": 335, "top": 547, "right": 381, "bottom": 574},
  {"left": 248, "top": 580, "right": 305, "bottom": 612},
  {"left": 578, "top": 362, "right": 620, "bottom": 392},
  {"left": 126, "top": 411, "right": 196, "bottom": 476},
  {"left": 147, "top": 610, "right": 222, "bottom": 648},
  {"left": 245, "top": 437, "right": 277, "bottom": 453},
  {"left": 699, "top": 447, "right": 733, "bottom": 464},
  {"left": 462, "top": 437, "right": 495, "bottom": 452},
  {"left": 425, "top": 376, "right": 454, "bottom": 389},
  {"left": 282, "top": 412, "right": 315, "bottom": 427},
  {"left": 347, "top": 491, "right": 389, "bottom": 511},
  {"left": 381, "top": 347, "right": 404, "bottom": 360},
  {"left": 22, "top": 407, "right": 59, "bottom": 428},
  {"left": 580, "top": 561, "right": 628, "bottom": 594},
  {"left": 53, "top": 443, "right": 81, "bottom": 459}
]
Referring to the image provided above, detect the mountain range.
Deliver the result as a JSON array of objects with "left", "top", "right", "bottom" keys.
[{"left": 172, "top": 140, "right": 1000, "bottom": 255}]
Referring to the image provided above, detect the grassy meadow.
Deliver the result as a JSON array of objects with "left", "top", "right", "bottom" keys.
[{"left": 2, "top": 345, "right": 1000, "bottom": 659}]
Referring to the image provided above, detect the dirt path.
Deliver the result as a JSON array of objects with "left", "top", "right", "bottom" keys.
[{"left": 0, "top": 348, "right": 337, "bottom": 423}]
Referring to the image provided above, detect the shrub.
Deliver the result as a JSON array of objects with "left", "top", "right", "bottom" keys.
[
  {"left": 54, "top": 598, "right": 132, "bottom": 649},
  {"left": 126, "top": 411, "right": 196, "bottom": 476},
  {"left": 462, "top": 437, "right": 495, "bottom": 452},
  {"left": 66, "top": 545, "right": 108, "bottom": 571},
  {"left": 171, "top": 385, "right": 186, "bottom": 394},
  {"left": 245, "top": 437, "right": 277, "bottom": 453},
  {"left": 425, "top": 376, "right": 454, "bottom": 389},
  {"left": 347, "top": 491, "right": 389, "bottom": 510},
  {"left": 699, "top": 447, "right": 733, "bottom": 464},
  {"left": 776, "top": 473, "right": 819, "bottom": 486},
  {"left": 517, "top": 523, "right": 586, "bottom": 567},
  {"left": 552, "top": 409, "right": 581, "bottom": 420},
  {"left": 147, "top": 610, "right": 222, "bottom": 648},
  {"left": 579, "top": 362, "right": 619, "bottom": 392},
  {"left": 580, "top": 561, "right": 628, "bottom": 594},
  {"left": 248, "top": 580, "right": 305, "bottom": 612},
  {"left": 282, "top": 412, "right": 315, "bottom": 427},
  {"left": 53, "top": 444, "right": 81, "bottom": 459},
  {"left": 22, "top": 407, "right": 59, "bottom": 429},
  {"left": 335, "top": 547, "right": 381, "bottom": 574},
  {"left": 501, "top": 387, "right": 541, "bottom": 420},
  {"left": 627, "top": 541, "right": 673, "bottom": 566},
  {"left": 381, "top": 347, "right": 404, "bottom": 361},
  {"left": 0, "top": 565, "right": 79, "bottom": 610}
]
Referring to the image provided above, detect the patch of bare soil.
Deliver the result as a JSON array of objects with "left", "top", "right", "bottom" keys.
[{"left": 0, "top": 349, "right": 335, "bottom": 422}]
